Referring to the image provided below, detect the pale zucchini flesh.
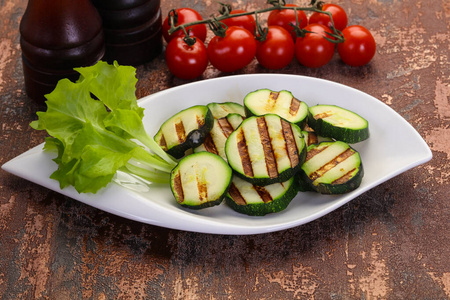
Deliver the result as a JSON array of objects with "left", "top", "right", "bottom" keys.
[
  {"left": 244, "top": 89, "right": 309, "bottom": 128},
  {"left": 207, "top": 102, "right": 246, "bottom": 119},
  {"left": 170, "top": 152, "right": 232, "bottom": 209}
]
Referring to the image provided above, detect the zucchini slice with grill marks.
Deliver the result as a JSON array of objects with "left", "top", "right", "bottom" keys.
[
  {"left": 298, "top": 141, "right": 364, "bottom": 194},
  {"left": 308, "top": 105, "right": 369, "bottom": 144},
  {"left": 244, "top": 89, "right": 309, "bottom": 128},
  {"left": 194, "top": 113, "right": 244, "bottom": 161},
  {"left": 154, "top": 105, "right": 214, "bottom": 159},
  {"left": 225, "top": 176, "right": 298, "bottom": 216},
  {"left": 207, "top": 102, "right": 246, "bottom": 119},
  {"left": 225, "top": 114, "right": 306, "bottom": 186},
  {"left": 170, "top": 152, "right": 232, "bottom": 209}
]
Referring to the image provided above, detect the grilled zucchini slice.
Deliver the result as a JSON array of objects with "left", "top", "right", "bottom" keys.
[
  {"left": 154, "top": 105, "right": 214, "bottom": 159},
  {"left": 298, "top": 141, "right": 364, "bottom": 194},
  {"left": 308, "top": 105, "right": 369, "bottom": 144},
  {"left": 194, "top": 113, "right": 244, "bottom": 161},
  {"left": 225, "top": 176, "right": 298, "bottom": 216},
  {"left": 225, "top": 114, "right": 306, "bottom": 186},
  {"left": 244, "top": 89, "right": 309, "bottom": 128},
  {"left": 170, "top": 152, "right": 232, "bottom": 209},
  {"left": 207, "top": 102, "right": 246, "bottom": 119}
]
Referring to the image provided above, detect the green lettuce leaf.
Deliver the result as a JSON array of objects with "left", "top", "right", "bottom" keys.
[
  {"left": 31, "top": 61, "right": 177, "bottom": 194},
  {"left": 75, "top": 60, "right": 143, "bottom": 117}
]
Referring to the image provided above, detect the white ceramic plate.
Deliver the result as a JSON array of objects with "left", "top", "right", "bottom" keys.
[{"left": 2, "top": 74, "right": 432, "bottom": 235}]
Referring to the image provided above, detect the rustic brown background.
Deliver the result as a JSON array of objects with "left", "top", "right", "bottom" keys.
[{"left": 1, "top": 0, "right": 449, "bottom": 299}]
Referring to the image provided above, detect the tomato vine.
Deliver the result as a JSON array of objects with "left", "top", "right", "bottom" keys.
[{"left": 167, "top": 0, "right": 345, "bottom": 44}]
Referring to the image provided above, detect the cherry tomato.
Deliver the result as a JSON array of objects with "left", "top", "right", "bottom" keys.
[
  {"left": 294, "top": 24, "right": 336, "bottom": 68},
  {"left": 256, "top": 26, "right": 294, "bottom": 70},
  {"left": 221, "top": 9, "right": 256, "bottom": 34},
  {"left": 163, "top": 8, "right": 207, "bottom": 43},
  {"left": 267, "top": 4, "right": 308, "bottom": 41},
  {"left": 207, "top": 26, "right": 256, "bottom": 73},
  {"left": 165, "top": 37, "right": 208, "bottom": 79},
  {"left": 309, "top": 4, "right": 348, "bottom": 31},
  {"left": 337, "top": 25, "right": 376, "bottom": 67}
]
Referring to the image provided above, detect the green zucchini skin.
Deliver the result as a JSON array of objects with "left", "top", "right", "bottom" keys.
[
  {"left": 154, "top": 105, "right": 214, "bottom": 159},
  {"left": 308, "top": 105, "right": 369, "bottom": 144},
  {"left": 225, "top": 176, "right": 299, "bottom": 216},
  {"left": 225, "top": 114, "right": 307, "bottom": 186},
  {"left": 244, "top": 89, "right": 309, "bottom": 128},
  {"left": 170, "top": 152, "right": 233, "bottom": 209},
  {"left": 298, "top": 141, "right": 364, "bottom": 194},
  {"left": 295, "top": 173, "right": 315, "bottom": 192}
]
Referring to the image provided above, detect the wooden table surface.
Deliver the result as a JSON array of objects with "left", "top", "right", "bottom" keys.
[{"left": 1, "top": 0, "right": 449, "bottom": 299}]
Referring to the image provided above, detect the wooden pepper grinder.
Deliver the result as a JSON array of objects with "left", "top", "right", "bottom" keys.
[
  {"left": 91, "top": 0, "right": 163, "bottom": 66},
  {"left": 20, "top": 0, "right": 105, "bottom": 103}
]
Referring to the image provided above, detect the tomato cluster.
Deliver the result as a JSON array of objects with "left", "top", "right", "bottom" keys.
[{"left": 163, "top": 4, "right": 376, "bottom": 79}]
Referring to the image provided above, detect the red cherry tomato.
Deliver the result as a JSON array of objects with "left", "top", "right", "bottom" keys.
[
  {"left": 165, "top": 37, "right": 208, "bottom": 79},
  {"left": 337, "top": 25, "right": 376, "bottom": 67},
  {"left": 207, "top": 26, "right": 256, "bottom": 73},
  {"left": 163, "top": 8, "right": 207, "bottom": 43},
  {"left": 221, "top": 9, "right": 256, "bottom": 34},
  {"left": 294, "top": 24, "right": 336, "bottom": 68},
  {"left": 309, "top": 4, "right": 348, "bottom": 31},
  {"left": 256, "top": 26, "right": 294, "bottom": 70},
  {"left": 267, "top": 4, "right": 308, "bottom": 40}
]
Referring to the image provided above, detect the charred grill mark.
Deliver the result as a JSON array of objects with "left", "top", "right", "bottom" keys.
[
  {"left": 332, "top": 168, "right": 357, "bottom": 184},
  {"left": 228, "top": 183, "right": 246, "bottom": 205},
  {"left": 304, "top": 124, "right": 313, "bottom": 131},
  {"left": 196, "top": 114, "right": 205, "bottom": 127},
  {"left": 218, "top": 117, "right": 235, "bottom": 137},
  {"left": 237, "top": 129, "right": 254, "bottom": 177},
  {"left": 289, "top": 97, "right": 301, "bottom": 116},
  {"left": 173, "top": 172, "right": 184, "bottom": 203},
  {"left": 314, "top": 111, "right": 333, "bottom": 120},
  {"left": 269, "top": 91, "right": 279, "bottom": 100},
  {"left": 197, "top": 175, "right": 208, "bottom": 202},
  {"left": 202, "top": 134, "right": 218, "bottom": 155},
  {"left": 158, "top": 134, "right": 168, "bottom": 150},
  {"left": 309, "top": 148, "right": 355, "bottom": 180},
  {"left": 175, "top": 121, "right": 186, "bottom": 143},
  {"left": 307, "top": 132, "right": 318, "bottom": 145},
  {"left": 254, "top": 185, "right": 273, "bottom": 203},
  {"left": 306, "top": 145, "right": 329, "bottom": 162},
  {"left": 267, "top": 91, "right": 279, "bottom": 110},
  {"left": 281, "top": 119, "right": 300, "bottom": 168},
  {"left": 257, "top": 117, "right": 278, "bottom": 178}
]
